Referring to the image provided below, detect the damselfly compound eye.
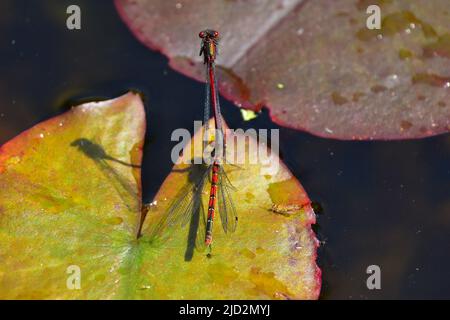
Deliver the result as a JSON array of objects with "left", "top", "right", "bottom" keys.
[{"left": 199, "top": 31, "right": 206, "bottom": 38}]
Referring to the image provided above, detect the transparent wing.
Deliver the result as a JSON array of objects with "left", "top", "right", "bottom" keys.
[
  {"left": 217, "top": 165, "right": 238, "bottom": 234},
  {"left": 203, "top": 66, "right": 211, "bottom": 151},
  {"left": 211, "top": 63, "right": 227, "bottom": 164},
  {"left": 149, "top": 164, "right": 211, "bottom": 240},
  {"left": 211, "top": 64, "right": 223, "bottom": 132},
  {"left": 194, "top": 203, "right": 208, "bottom": 251},
  {"left": 180, "top": 184, "right": 209, "bottom": 256}
]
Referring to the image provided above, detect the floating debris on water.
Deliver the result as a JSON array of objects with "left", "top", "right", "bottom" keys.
[
  {"left": 356, "top": 11, "right": 438, "bottom": 41},
  {"left": 240, "top": 109, "right": 258, "bottom": 121},
  {"left": 371, "top": 85, "right": 388, "bottom": 93},
  {"left": 106, "top": 216, "right": 124, "bottom": 225},
  {"left": 423, "top": 33, "right": 450, "bottom": 59},
  {"left": 139, "top": 285, "right": 152, "bottom": 290},
  {"left": 399, "top": 48, "right": 413, "bottom": 60},
  {"left": 276, "top": 83, "right": 285, "bottom": 90},
  {"left": 352, "top": 92, "right": 365, "bottom": 102},
  {"left": 400, "top": 120, "right": 413, "bottom": 131},
  {"left": 6, "top": 156, "right": 21, "bottom": 166},
  {"left": 270, "top": 204, "right": 302, "bottom": 216},
  {"left": 331, "top": 92, "right": 349, "bottom": 105},
  {"left": 412, "top": 73, "right": 450, "bottom": 88}
]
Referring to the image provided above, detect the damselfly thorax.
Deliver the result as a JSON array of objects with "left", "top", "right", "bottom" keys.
[{"left": 199, "top": 29, "right": 219, "bottom": 64}]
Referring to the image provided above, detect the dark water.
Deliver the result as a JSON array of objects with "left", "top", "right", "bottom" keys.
[{"left": 1, "top": 0, "right": 449, "bottom": 299}]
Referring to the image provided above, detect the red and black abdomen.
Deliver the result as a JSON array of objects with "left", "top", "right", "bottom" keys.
[{"left": 205, "top": 162, "right": 220, "bottom": 245}]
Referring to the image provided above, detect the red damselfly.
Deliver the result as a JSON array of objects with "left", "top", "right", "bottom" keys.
[
  {"left": 149, "top": 30, "right": 237, "bottom": 252},
  {"left": 199, "top": 29, "right": 234, "bottom": 247}
]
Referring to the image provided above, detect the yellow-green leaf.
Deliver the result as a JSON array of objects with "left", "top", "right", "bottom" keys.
[
  {"left": 0, "top": 94, "right": 320, "bottom": 299},
  {"left": 0, "top": 92, "right": 145, "bottom": 299},
  {"left": 138, "top": 120, "right": 321, "bottom": 299}
]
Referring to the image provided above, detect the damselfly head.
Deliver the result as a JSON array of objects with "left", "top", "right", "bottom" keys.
[
  {"left": 199, "top": 29, "right": 219, "bottom": 40},
  {"left": 199, "top": 30, "right": 219, "bottom": 63}
]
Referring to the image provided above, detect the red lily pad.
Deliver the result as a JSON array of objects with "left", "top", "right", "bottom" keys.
[
  {"left": 115, "top": 0, "right": 450, "bottom": 140},
  {"left": 0, "top": 94, "right": 320, "bottom": 299}
]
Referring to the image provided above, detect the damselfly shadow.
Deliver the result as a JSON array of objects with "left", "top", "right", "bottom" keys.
[{"left": 70, "top": 138, "right": 141, "bottom": 212}]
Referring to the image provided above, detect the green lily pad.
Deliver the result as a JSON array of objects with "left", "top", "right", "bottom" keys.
[
  {"left": 0, "top": 93, "right": 320, "bottom": 299},
  {"left": 138, "top": 119, "right": 320, "bottom": 299},
  {"left": 0, "top": 92, "right": 145, "bottom": 299}
]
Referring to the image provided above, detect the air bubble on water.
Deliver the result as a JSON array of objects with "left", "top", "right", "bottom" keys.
[
  {"left": 39, "top": 133, "right": 44, "bottom": 138},
  {"left": 59, "top": 122, "right": 64, "bottom": 127},
  {"left": 297, "top": 28, "right": 304, "bottom": 36},
  {"left": 11, "top": 39, "right": 15, "bottom": 45},
  {"left": 276, "top": 83, "right": 285, "bottom": 90},
  {"left": 445, "top": 82, "right": 450, "bottom": 88},
  {"left": 325, "top": 127, "right": 333, "bottom": 134},
  {"left": 175, "top": 3, "right": 182, "bottom": 9}
]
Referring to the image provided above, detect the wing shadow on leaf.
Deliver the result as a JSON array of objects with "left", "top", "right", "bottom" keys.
[
  {"left": 147, "top": 160, "right": 210, "bottom": 261},
  {"left": 70, "top": 138, "right": 140, "bottom": 212}
]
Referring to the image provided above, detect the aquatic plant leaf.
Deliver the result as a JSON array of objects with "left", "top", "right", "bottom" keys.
[
  {"left": 115, "top": 0, "right": 450, "bottom": 140},
  {"left": 0, "top": 94, "right": 319, "bottom": 299},
  {"left": 0, "top": 93, "right": 146, "bottom": 299},
  {"left": 137, "top": 119, "right": 321, "bottom": 299}
]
